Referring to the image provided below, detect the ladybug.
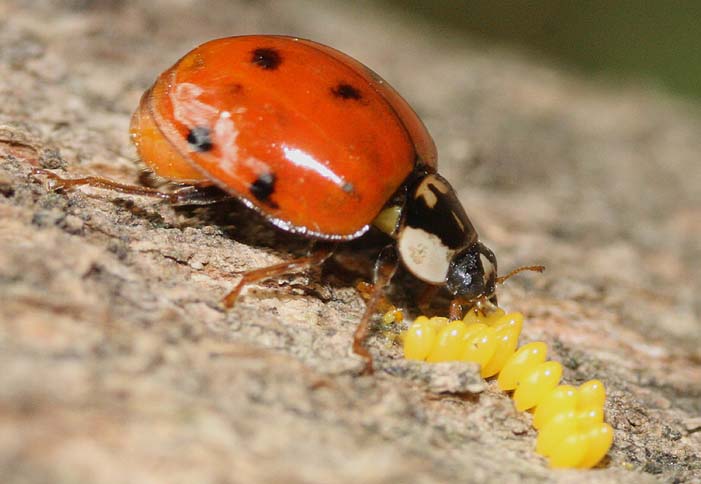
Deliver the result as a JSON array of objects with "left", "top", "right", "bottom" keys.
[{"left": 35, "top": 35, "right": 541, "bottom": 372}]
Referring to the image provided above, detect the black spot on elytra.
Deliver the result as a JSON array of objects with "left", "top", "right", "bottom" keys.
[
  {"left": 250, "top": 172, "right": 278, "bottom": 208},
  {"left": 251, "top": 48, "right": 281, "bottom": 70},
  {"left": 186, "top": 126, "right": 213, "bottom": 152},
  {"left": 331, "top": 83, "right": 362, "bottom": 100}
]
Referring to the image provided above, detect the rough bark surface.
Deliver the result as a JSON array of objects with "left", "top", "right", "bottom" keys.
[{"left": 1, "top": 1, "right": 699, "bottom": 483}]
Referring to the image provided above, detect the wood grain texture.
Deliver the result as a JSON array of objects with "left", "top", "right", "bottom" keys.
[{"left": 1, "top": 1, "right": 699, "bottom": 483}]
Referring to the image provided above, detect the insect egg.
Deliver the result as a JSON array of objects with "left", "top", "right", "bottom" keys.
[{"left": 399, "top": 309, "right": 613, "bottom": 469}]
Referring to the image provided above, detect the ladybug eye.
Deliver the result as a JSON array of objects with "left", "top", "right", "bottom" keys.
[
  {"left": 331, "top": 83, "right": 362, "bottom": 100},
  {"left": 186, "top": 126, "right": 213, "bottom": 152},
  {"left": 251, "top": 48, "right": 281, "bottom": 70}
]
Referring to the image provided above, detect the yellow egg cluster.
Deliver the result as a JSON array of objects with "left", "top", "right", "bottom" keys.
[{"left": 402, "top": 309, "right": 613, "bottom": 469}]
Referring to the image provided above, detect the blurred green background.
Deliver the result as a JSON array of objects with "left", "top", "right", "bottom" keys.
[{"left": 385, "top": 0, "right": 701, "bottom": 101}]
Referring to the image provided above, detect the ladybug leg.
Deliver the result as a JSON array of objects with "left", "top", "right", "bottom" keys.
[
  {"left": 167, "top": 185, "right": 232, "bottom": 206},
  {"left": 475, "top": 296, "right": 500, "bottom": 314},
  {"left": 221, "top": 247, "right": 335, "bottom": 308},
  {"left": 31, "top": 168, "right": 228, "bottom": 205},
  {"left": 354, "top": 281, "right": 394, "bottom": 314},
  {"left": 449, "top": 294, "right": 500, "bottom": 321},
  {"left": 352, "top": 246, "right": 399, "bottom": 375},
  {"left": 448, "top": 298, "right": 466, "bottom": 321}
]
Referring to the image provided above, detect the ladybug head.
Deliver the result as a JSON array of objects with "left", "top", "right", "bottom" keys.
[{"left": 445, "top": 242, "right": 497, "bottom": 301}]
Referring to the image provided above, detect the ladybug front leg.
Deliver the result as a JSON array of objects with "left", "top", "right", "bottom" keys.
[
  {"left": 221, "top": 246, "right": 335, "bottom": 308},
  {"left": 352, "top": 245, "right": 399, "bottom": 375},
  {"left": 31, "top": 168, "right": 228, "bottom": 205},
  {"left": 448, "top": 298, "right": 464, "bottom": 321},
  {"left": 449, "top": 295, "right": 500, "bottom": 321}
]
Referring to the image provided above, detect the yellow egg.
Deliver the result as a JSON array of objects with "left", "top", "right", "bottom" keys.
[
  {"left": 463, "top": 308, "right": 486, "bottom": 325},
  {"left": 415, "top": 315, "right": 430, "bottom": 325},
  {"left": 492, "top": 312, "right": 524, "bottom": 333},
  {"left": 483, "top": 308, "right": 507, "bottom": 326},
  {"left": 513, "top": 361, "right": 563, "bottom": 411},
  {"left": 577, "top": 423, "right": 614, "bottom": 469},
  {"left": 426, "top": 321, "right": 468, "bottom": 362},
  {"left": 577, "top": 406, "right": 604, "bottom": 429},
  {"left": 536, "top": 409, "right": 577, "bottom": 456},
  {"left": 480, "top": 325, "right": 521, "bottom": 378},
  {"left": 577, "top": 380, "right": 606, "bottom": 410},
  {"left": 548, "top": 432, "right": 589, "bottom": 469},
  {"left": 403, "top": 317, "right": 437, "bottom": 360},
  {"left": 533, "top": 385, "right": 577, "bottom": 430},
  {"left": 400, "top": 310, "right": 614, "bottom": 470},
  {"left": 428, "top": 316, "right": 450, "bottom": 331},
  {"left": 460, "top": 326, "right": 498, "bottom": 367},
  {"left": 462, "top": 322, "right": 487, "bottom": 342},
  {"left": 497, "top": 342, "right": 548, "bottom": 391}
]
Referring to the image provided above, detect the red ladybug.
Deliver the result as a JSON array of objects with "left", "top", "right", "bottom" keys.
[{"left": 35, "top": 35, "right": 541, "bottom": 372}]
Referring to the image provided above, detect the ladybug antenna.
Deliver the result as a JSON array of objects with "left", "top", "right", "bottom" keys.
[{"left": 496, "top": 265, "right": 545, "bottom": 285}]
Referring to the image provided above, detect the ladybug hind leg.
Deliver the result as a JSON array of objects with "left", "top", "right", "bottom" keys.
[
  {"left": 31, "top": 168, "right": 229, "bottom": 205},
  {"left": 221, "top": 246, "right": 335, "bottom": 308}
]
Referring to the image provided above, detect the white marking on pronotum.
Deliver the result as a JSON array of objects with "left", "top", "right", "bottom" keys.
[
  {"left": 415, "top": 175, "right": 450, "bottom": 208},
  {"left": 397, "top": 226, "right": 453, "bottom": 284},
  {"left": 282, "top": 146, "right": 347, "bottom": 188}
]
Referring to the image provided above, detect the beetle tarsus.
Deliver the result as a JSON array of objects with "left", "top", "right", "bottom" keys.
[
  {"left": 448, "top": 298, "right": 466, "bottom": 320},
  {"left": 474, "top": 296, "right": 499, "bottom": 315}
]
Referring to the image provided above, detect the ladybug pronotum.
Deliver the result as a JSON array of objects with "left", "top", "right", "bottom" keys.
[{"left": 34, "top": 35, "right": 542, "bottom": 373}]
